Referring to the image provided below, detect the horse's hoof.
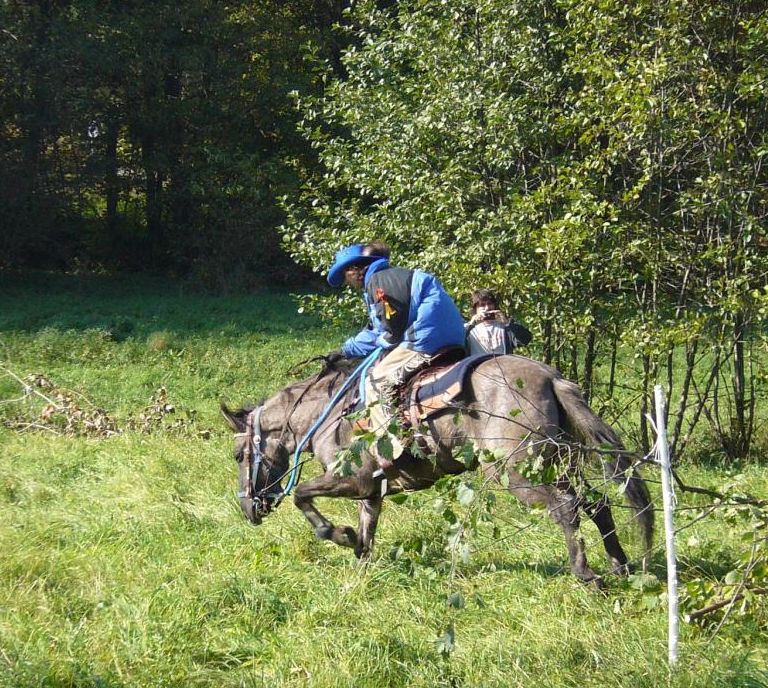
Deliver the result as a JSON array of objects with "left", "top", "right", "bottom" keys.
[
  {"left": 315, "top": 525, "right": 334, "bottom": 540},
  {"left": 355, "top": 548, "right": 371, "bottom": 562},
  {"left": 612, "top": 562, "right": 632, "bottom": 577},
  {"left": 579, "top": 573, "right": 606, "bottom": 591},
  {"left": 588, "top": 576, "right": 607, "bottom": 592}
]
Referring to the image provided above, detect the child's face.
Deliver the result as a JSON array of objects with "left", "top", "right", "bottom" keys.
[
  {"left": 473, "top": 300, "right": 497, "bottom": 316},
  {"left": 343, "top": 264, "right": 366, "bottom": 289}
]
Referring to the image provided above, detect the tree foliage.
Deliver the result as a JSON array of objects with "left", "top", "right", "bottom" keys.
[
  {"left": 0, "top": 0, "right": 345, "bottom": 287},
  {"left": 284, "top": 0, "right": 768, "bottom": 459}
]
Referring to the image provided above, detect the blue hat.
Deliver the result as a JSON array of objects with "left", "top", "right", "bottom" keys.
[{"left": 327, "top": 244, "right": 376, "bottom": 287}]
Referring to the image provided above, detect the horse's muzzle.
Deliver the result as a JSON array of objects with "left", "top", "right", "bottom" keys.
[
  {"left": 239, "top": 493, "right": 279, "bottom": 526},
  {"left": 239, "top": 496, "right": 263, "bottom": 525}
]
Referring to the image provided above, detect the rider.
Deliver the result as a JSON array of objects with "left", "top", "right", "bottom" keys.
[{"left": 328, "top": 241, "right": 465, "bottom": 463}]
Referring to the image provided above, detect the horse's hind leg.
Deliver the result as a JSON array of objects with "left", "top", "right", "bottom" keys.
[
  {"left": 582, "top": 494, "right": 631, "bottom": 575},
  {"left": 547, "top": 491, "right": 601, "bottom": 585},
  {"left": 506, "top": 470, "right": 599, "bottom": 584}
]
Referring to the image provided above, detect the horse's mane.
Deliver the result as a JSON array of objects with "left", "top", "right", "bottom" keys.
[
  {"left": 288, "top": 354, "right": 362, "bottom": 381},
  {"left": 222, "top": 399, "right": 265, "bottom": 422},
  {"left": 320, "top": 356, "right": 362, "bottom": 377},
  {"left": 224, "top": 355, "right": 361, "bottom": 425}
]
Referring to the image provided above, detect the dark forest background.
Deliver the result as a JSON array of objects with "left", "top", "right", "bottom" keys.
[{"left": 1, "top": 0, "right": 353, "bottom": 289}]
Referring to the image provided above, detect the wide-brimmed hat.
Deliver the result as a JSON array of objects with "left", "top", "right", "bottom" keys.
[{"left": 327, "top": 244, "right": 377, "bottom": 287}]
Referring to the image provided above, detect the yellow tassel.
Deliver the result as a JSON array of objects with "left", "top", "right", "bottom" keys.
[{"left": 384, "top": 301, "right": 397, "bottom": 319}]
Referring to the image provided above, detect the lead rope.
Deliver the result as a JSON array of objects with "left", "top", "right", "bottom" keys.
[{"left": 277, "top": 346, "right": 383, "bottom": 502}]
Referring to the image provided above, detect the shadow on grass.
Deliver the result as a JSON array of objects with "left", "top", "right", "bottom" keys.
[
  {"left": 383, "top": 545, "right": 567, "bottom": 582},
  {"left": 7, "top": 660, "right": 127, "bottom": 688},
  {"left": 638, "top": 548, "right": 737, "bottom": 586},
  {"left": 0, "top": 270, "right": 325, "bottom": 338}
]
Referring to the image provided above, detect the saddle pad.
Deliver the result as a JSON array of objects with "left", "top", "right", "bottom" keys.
[{"left": 408, "top": 353, "right": 494, "bottom": 423}]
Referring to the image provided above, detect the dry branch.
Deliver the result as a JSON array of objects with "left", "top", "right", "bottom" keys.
[{"left": 685, "top": 587, "right": 768, "bottom": 623}]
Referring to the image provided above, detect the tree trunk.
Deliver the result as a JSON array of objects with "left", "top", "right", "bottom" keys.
[
  {"left": 607, "top": 332, "right": 618, "bottom": 399},
  {"left": 569, "top": 344, "right": 579, "bottom": 383},
  {"left": 582, "top": 327, "right": 596, "bottom": 403},
  {"left": 105, "top": 115, "right": 119, "bottom": 236},
  {"left": 730, "top": 312, "right": 749, "bottom": 458},
  {"left": 639, "top": 353, "right": 651, "bottom": 455},
  {"left": 542, "top": 314, "right": 553, "bottom": 366},
  {"left": 670, "top": 339, "right": 698, "bottom": 461},
  {"left": 142, "top": 135, "right": 164, "bottom": 266}
]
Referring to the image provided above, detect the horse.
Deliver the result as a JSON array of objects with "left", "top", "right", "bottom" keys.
[{"left": 221, "top": 354, "right": 654, "bottom": 584}]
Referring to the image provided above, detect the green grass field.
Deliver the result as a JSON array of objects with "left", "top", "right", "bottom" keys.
[{"left": 1, "top": 272, "right": 766, "bottom": 687}]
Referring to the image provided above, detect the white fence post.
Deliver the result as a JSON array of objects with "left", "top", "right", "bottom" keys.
[{"left": 654, "top": 384, "right": 679, "bottom": 667}]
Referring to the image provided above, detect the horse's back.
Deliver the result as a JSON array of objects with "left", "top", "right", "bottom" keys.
[
  {"left": 466, "top": 355, "right": 621, "bottom": 448},
  {"left": 463, "top": 354, "right": 564, "bottom": 446}
]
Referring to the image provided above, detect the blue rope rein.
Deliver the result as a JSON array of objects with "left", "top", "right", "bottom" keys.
[{"left": 281, "top": 347, "right": 383, "bottom": 497}]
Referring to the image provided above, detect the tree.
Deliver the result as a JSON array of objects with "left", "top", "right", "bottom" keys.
[
  {"left": 0, "top": 0, "right": 348, "bottom": 286},
  {"left": 284, "top": 0, "right": 768, "bottom": 458}
]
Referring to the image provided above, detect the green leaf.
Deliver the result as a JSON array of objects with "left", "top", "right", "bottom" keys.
[
  {"left": 642, "top": 594, "right": 660, "bottom": 610},
  {"left": 442, "top": 508, "right": 458, "bottom": 525},
  {"left": 540, "top": 465, "right": 557, "bottom": 484},
  {"left": 457, "top": 482, "right": 475, "bottom": 507},
  {"left": 629, "top": 573, "right": 661, "bottom": 592},
  {"left": 376, "top": 434, "right": 394, "bottom": 461},
  {"left": 453, "top": 441, "right": 476, "bottom": 468}
]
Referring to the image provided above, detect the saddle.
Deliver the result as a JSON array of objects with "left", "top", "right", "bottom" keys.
[
  {"left": 402, "top": 352, "right": 494, "bottom": 428},
  {"left": 346, "top": 349, "right": 493, "bottom": 435}
]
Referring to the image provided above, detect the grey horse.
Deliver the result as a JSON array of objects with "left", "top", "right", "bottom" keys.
[{"left": 221, "top": 355, "right": 654, "bottom": 584}]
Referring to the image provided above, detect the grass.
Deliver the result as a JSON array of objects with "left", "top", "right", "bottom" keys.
[{"left": 1, "top": 271, "right": 767, "bottom": 687}]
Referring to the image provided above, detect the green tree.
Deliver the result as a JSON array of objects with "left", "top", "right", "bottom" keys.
[
  {"left": 284, "top": 0, "right": 768, "bottom": 459},
  {"left": 0, "top": 0, "right": 347, "bottom": 286}
]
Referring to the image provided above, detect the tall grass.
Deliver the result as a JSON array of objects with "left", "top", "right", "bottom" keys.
[{"left": 0, "top": 272, "right": 766, "bottom": 687}]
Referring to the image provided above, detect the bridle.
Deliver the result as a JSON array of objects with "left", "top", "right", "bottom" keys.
[{"left": 234, "top": 405, "right": 283, "bottom": 522}]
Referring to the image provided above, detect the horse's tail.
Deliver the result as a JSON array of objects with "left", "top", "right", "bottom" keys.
[{"left": 552, "top": 376, "right": 654, "bottom": 553}]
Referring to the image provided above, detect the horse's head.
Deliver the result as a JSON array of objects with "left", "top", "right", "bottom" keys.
[
  {"left": 220, "top": 403, "right": 287, "bottom": 526},
  {"left": 220, "top": 363, "right": 357, "bottom": 525}
]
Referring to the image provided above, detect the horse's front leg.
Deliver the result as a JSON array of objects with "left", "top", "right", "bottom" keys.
[
  {"left": 293, "top": 471, "right": 377, "bottom": 556},
  {"left": 356, "top": 494, "right": 383, "bottom": 560}
]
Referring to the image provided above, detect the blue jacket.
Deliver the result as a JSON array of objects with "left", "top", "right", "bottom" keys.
[{"left": 341, "top": 258, "right": 465, "bottom": 357}]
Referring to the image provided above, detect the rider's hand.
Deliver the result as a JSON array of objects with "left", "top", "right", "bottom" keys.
[
  {"left": 470, "top": 310, "right": 499, "bottom": 326},
  {"left": 325, "top": 350, "right": 346, "bottom": 364}
]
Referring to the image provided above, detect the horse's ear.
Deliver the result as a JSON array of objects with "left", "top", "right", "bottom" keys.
[{"left": 220, "top": 403, "right": 246, "bottom": 433}]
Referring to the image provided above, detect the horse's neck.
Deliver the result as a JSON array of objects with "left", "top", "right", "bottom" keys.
[{"left": 267, "top": 370, "right": 350, "bottom": 441}]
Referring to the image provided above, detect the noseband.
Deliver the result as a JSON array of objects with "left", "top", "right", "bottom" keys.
[{"left": 235, "top": 406, "right": 282, "bottom": 520}]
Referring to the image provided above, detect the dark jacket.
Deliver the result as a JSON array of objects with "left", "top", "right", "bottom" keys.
[{"left": 341, "top": 258, "right": 465, "bottom": 357}]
